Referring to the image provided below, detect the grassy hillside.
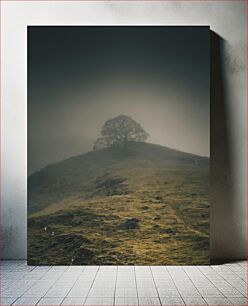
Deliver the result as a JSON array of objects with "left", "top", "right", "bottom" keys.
[{"left": 28, "top": 142, "right": 210, "bottom": 265}]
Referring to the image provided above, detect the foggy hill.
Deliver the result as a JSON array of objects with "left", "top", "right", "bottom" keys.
[
  {"left": 28, "top": 141, "right": 209, "bottom": 265},
  {"left": 28, "top": 141, "right": 209, "bottom": 214}
]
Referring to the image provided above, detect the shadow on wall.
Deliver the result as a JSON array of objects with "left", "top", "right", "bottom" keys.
[{"left": 210, "top": 31, "right": 244, "bottom": 262}]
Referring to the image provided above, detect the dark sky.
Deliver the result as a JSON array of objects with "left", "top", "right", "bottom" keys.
[{"left": 28, "top": 26, "right": 210, "bottom": 175}]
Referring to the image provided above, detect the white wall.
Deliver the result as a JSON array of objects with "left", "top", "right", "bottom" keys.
[{"left": 2, "top": 1, "right": 246, "bottom": 260}]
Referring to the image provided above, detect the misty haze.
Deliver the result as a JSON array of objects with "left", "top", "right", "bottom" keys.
[
  {"left": 28, "top": 26, "right": 210, "bottom": 265},
  {"left": 28, "top": 26, "right": 209, "bottom": 176}
]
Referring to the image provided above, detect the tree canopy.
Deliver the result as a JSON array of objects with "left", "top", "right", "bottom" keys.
[{"left": 93, "top": 115, "right": 149, "bottom": 151}]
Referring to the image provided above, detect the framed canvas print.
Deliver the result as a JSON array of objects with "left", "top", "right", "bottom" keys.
[{"left": 28, "top": 26, "right": 210, "bottom": 265}]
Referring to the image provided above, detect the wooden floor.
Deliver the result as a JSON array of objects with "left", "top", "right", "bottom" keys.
[{"left": 1, "top": 260, "right": 247, "bottom": 305}]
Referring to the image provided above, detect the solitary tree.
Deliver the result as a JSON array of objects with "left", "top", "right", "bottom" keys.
[{"left": 93, "top": 115, "right": 149, "bottom": 151}]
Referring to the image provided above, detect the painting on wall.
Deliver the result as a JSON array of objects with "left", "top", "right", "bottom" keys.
[{"left": 28, "top": 26, "right": 210, "bottom": 265}]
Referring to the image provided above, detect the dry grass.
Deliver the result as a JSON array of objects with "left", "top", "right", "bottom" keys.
[{"left": 28, "top": 142, "right": 209, "bottom": 265}]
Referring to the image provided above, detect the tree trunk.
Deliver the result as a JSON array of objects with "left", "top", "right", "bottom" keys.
[{"left": 123, "top": 136, "right": 127, "bottom": 152}]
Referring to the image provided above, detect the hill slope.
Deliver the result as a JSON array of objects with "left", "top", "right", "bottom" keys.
[{"left": 28, "top": 142, "right": 210, "bottom": 265}]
